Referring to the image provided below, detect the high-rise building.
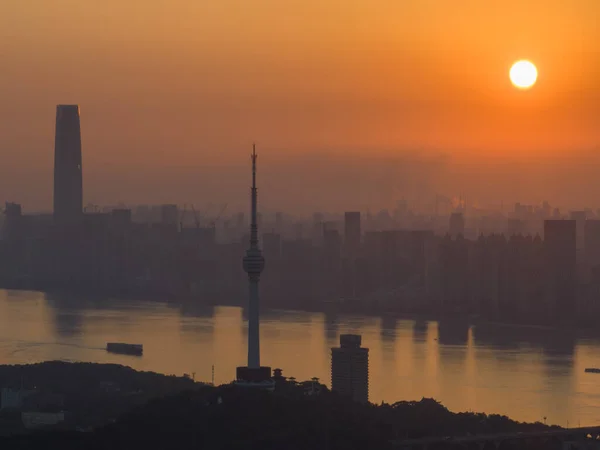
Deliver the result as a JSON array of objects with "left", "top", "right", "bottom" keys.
[
  {"left": 2, "top": 202, "right": 23, "bottom": 241},
  {"left": 344, "top": 212, "right": 361, "bottom": 257},
  {"left": 262, "top": 232, "right": 282, "bottom": 261},
  {"left": 449, "top": 212, "right": 465, "bottom": 237},
  {"left": 507, "top": 218, "right": 525, "bottom": 236},
  {"left": 160, "top": 204, "right": 178, "bottom": 226},
  {"left": 312, "top": 212, "right": 324, "bottom": 243},
  {"left": 110, "top": 209, "right": 132, "bottom": 232},
  {"left": 274, "top": 212, "right": 283, "bottom": 233},
  {"left": 53, "top": 105, "right": 83, "bottom": 224},
  {"left": 544, "top": 220, "right": 577, "bottom": 320},
  {"left": 331, "top": 334, "right": 369, "bottom": 403},
  {"left": 585, "top": 220, "right": 600, "bottom": 267},
  {"left": 570, "top": 210, "right": 586, "bottom": 243}
]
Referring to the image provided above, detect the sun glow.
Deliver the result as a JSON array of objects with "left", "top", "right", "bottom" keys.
[{"left": 510, "top": 60, "right": 538, "bottom": 89}]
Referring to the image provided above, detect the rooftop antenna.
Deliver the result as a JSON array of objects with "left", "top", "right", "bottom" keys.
[{"left": 212, "top": 365, "right": 215, "bottom": 386}]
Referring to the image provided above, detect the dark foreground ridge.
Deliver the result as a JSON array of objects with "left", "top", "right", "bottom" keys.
[{"left": 0, "top": 362, "right": 556, "bottom": 449}]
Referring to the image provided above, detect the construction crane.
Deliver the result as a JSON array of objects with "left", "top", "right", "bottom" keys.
[
  {"left": 179, "top": 204, "right": 187, "bottom": 231},
  {"left": 210, "top": 203, "right": 228, "bottom": 228},
  {"left": 190, "top": 204, "right": 200, "bottom": 229},
  {"left": 190, "top": 203, "right": 215, "bottom": 229},
  {"left": 84, "top": 203, "right": 100, "bottom": 213}
]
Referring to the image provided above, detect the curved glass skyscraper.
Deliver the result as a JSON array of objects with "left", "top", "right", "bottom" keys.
[{"left": 53, "top": 105, "right": 82, "bottom": 224}]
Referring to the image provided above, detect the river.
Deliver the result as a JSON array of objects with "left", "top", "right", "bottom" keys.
[{"left": 0, "top": 289, "right": 599, "bottom": 427}]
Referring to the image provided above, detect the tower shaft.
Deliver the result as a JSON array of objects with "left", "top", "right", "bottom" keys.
[
  {"left": 243, "top": 144, "right": 265, "bottom": 369},
  {"left": 247, "top": 277, "right": 260, "bottom": 368}
]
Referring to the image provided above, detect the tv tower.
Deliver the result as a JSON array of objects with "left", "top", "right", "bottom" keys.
[
  {"left": 236, "top": 144, "right": 273, "bottom": 388},
  {"left": 244, "top": 144, "right": 265, "bottom": 368}
]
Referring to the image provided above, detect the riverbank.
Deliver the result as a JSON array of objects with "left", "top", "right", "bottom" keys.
[
  {"left": 0, "top": 361, "right": 556, "bottom": 449},
  {"left": 0, "top": 361, "right": 198, "bottom": 433}
]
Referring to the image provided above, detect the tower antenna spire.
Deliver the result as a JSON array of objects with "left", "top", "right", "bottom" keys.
[{"left": 250, "top": 143, "right": 258, "bottom": 249}]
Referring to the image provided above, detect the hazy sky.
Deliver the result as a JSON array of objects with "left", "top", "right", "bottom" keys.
[{"left": 1, "top": 0, "right": 599, "bottom": 212}]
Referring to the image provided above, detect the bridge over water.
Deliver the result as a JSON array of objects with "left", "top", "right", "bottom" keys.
[{"left": 392, "top": 426, "right": 600, "bottom": 450}]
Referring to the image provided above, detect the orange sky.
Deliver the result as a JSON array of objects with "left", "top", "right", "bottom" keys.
[{"left": 0, "top": 0, "right": 599, "bottom": 211}]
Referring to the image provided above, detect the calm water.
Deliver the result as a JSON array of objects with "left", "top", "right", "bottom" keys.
[{"left": 1, "top": 289, "right": 600, "bottom": 426}]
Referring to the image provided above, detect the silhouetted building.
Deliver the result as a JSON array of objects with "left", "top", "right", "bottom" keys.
[
  {"left": 312, "top": 212, "right": 324, "bottom": 243},
  {"left": 262, "top": 232, "right": 282, "bottom": 260},
  {"left": 110, "top": 209, "right": 132, "bottom": 232},
  {"left": 2, "top": 202, "right": 23, "bottom": 241},
  {"left": 331, "top": 334, "right": 369, "bottom": 403},
  {"left": 53, "top": 105, "right": 82, "bottom": 224},
  {"left": 585, "top": 220, "right": 600, "bottom": 267},
  {"left": 318, "top": 229, "right": 342, "bottom": 298},
  {"left": 544, "top": 220, "right": 577, "bottom": 321},
  {"left": 570, "top": 211, "right": 586, "bottom": 254},
  {"left": 323, "top": 229, "right": 342, "bottom": 271},
  {"left": 5, "top": 202, "right": 22, "bottom": 218},
  {"left": 274, "top": 212, "right": 283, "bottom": 233},
  {"left": 507, "top": 218, "right": 525, "bottom": 236},
  {"left": 293, "top": 222, "right": 304, "bottom": 239},
  {"left": 439, "top": 234, "right": 469, "bottom": 312},
  {"left": 261, "top": 232, "right": 282, "bottom": 301},
  {"left": 323, "top": 220, "right": 340, "bottom": 233},
  {"left": 344, "top": 212, "right": 361, "bottom": 257},
  {"left": 280, "top": 238, "right": 315, "bottom": 301},
  {"left": 161, "top": 204, "right": 178, "bottom": 226},
  {"left": 449, "top": 212, "right": 465, "bottom": 237}
]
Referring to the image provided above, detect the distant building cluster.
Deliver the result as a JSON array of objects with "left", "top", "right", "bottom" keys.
[
  {"left": 0, "top": 105, "right": 598, "bottom": 327},
  {"left": 258, "top": 212, "right": 592, "bottom": 326}
]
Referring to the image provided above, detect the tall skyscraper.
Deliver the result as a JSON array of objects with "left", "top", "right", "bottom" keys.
[
  {"left": 570, "top": 210, "right": 586, "bottom": 252},
  {"left": 344, "top": 211, "right": 361, "bottom": 257},
  {"left": 544, "top": 220, "right": 577, "bottom": 320},
  {"left": 507, "top": 218, "right": 525, "bottom": 236},
  {"left": 160, "top": 204, "right": 178, "bottom": 231},
  {"left": 53, "top": 105, "right": 83, "bottom": 224},
  {"left": 331, "top": 334, "right": 369, "bottom": 403},
  {"left": 585, "top": 220, "right": 600, "bottom": 267},
  {"left": 236, "top": 145, "right": 272, "bottom": 388},
  {"left": 449, "top": 212, "right": 465, "bottom": 237}
]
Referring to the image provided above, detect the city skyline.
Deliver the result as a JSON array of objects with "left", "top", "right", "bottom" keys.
[{"left": 2, "top": 2, "right": 600, "bottom": 448}]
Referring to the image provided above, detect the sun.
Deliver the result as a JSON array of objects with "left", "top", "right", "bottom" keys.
[{"left": 509, "top": 60, "right": 538, "bottom": 89}]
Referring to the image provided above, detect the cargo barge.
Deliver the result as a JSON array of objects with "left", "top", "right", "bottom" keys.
[{"left": 106, "top": 343, "right": 143, "bottom": 356}]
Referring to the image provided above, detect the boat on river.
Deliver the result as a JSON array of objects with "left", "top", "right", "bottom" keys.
[
  {"left": 106, "top": 343, "right": 143, "bottom": 356},
  {"left": 585, "top": 368, "right": 600, "bottom": 373}
]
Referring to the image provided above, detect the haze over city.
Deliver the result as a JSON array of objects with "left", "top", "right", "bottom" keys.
[
  {"left": 1, "top": 0, "right": 599, "bottom": 212},
  {"left": 3, "top": 2, "right": 600, "bottom": 448}
]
